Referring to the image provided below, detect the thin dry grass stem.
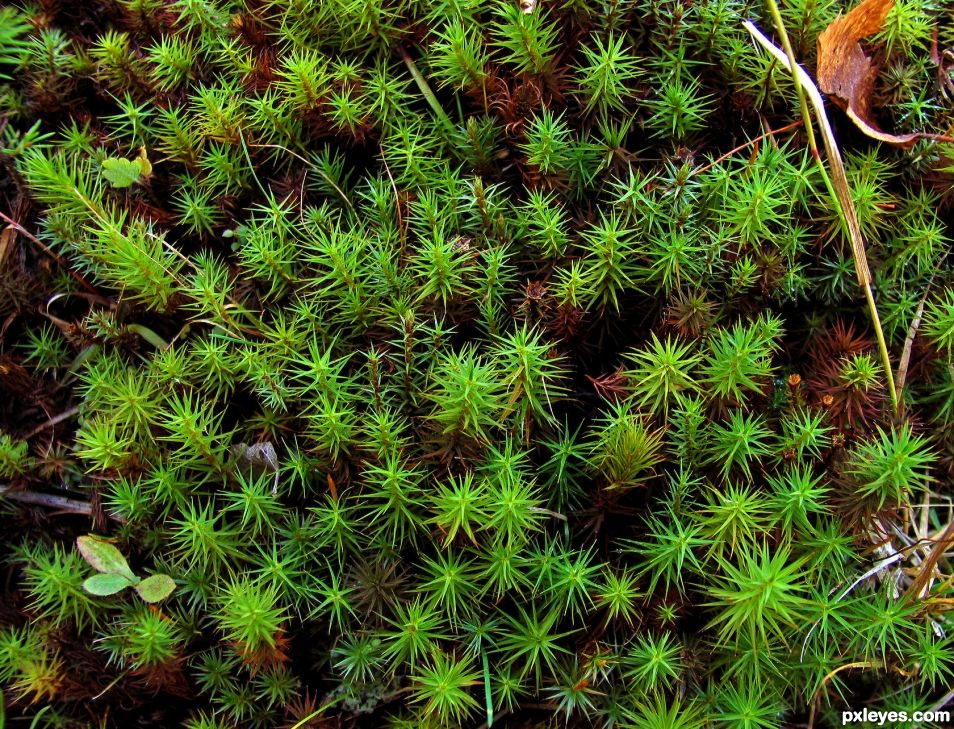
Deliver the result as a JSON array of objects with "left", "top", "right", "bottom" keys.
[
  {"left": 866, "top": 488, "right": 954, "bottom": 605},
  {"left": 905, "top": 518, "right": 954, "bottom": 602},
  {"left": 245, "top": 142, "right": 356, "bottom": 216},
  {"left": 929, "top": 687, "right": 954, "bottom": 717},
  {"left": 803, "top": 497, "right": 954, "bottom": 673},
  {"left": 751, "top": 0, "right": 951, "bottom": 629},
  {"left": 743, "top": 18, "right": 899, "bottom": 415},
  {"left": 807, "top": 660, "right": 883, "bottom": 729},
  {"left": 25, "top": 405, "right": 81, "bottom": 439},
  {"left": 894, "top": 282, "right": 932, "bottom": 413}
]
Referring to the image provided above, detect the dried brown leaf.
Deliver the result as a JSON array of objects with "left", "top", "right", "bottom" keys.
[
  {"left": 817, "top": 0, "right": 922, "bottom": 147},
  {"left": 0, "top": 226, "right": 15, "bottom": 264}
]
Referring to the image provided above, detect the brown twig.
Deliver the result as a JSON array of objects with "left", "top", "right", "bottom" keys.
[
  {"left": 690, "top": 119, "right": 804, "bottom": 177},
  {"left": 904, "top": 518, "right": 954, "bottom": 603},
  {"left": 25, "top": 404, "right": 81, "bottom": 439},
  {"left": 0, "top": 210, "right": 100, "bottom": 296},
  {"left": 0, "top": 484, "right": 94, "bottom": 517}
]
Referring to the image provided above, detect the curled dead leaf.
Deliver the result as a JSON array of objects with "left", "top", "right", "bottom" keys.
[
  {"left": 229, "top": 441, "right": 280, "bottom": 494},
  {"left": 817, "top": 0, "right": 953, "bottom": 147},
  {"left": 817, "top": 0, "right": 913, "bottom": 146}
]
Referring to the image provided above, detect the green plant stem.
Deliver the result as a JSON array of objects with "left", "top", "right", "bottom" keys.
[
  {"left": 482, "top": 651, "right": 493, "bottom": 727},
  {"left": 745, "top": 15, "right": 899, "bottom": 415},
  {"left": 764, "top": 0, "right": 818, "bottom": 157},
  {"left": 400, "top": 47, "right": 457, "bottom": 137},
  {"left": 288, "top": 695, "right": 344, "bottom": 729}
]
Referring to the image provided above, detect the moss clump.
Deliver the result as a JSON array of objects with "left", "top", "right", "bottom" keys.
[{"left": 1, "top": 0, "right": 953, "bottom": 727}]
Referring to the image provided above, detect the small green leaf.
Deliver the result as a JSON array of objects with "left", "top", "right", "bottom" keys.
[
  {"left": 127, "top": 324, "right": 169, "bottom": 350},
  {"left": 76, "top": 535, "right": 136, "bottom": 580},
  {"left": 83, "top": 572, "right": 133, "bottom": 596},
  {"left": 134, "top": 574, "right": 176, "bottom": 603},
  {"left": 101, "top": 156, "right": 144, "bottom": 188}
]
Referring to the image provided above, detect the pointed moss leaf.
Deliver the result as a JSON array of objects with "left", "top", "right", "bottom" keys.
[
  {"left": 76, "top": 535, "right": 136, "bottom": 580},
  {"left": 101, "top": 156, "right": 144, "bottom": 188},
  {"left": 83, "top": 572, "right": 133, "bottom": 596},
  {"left": 134, "top": 574, "right": 176, "bottom": 603}
]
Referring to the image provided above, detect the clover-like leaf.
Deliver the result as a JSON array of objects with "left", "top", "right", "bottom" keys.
[
  {"left": 101, "top": 148, "right": 152, "bottom": 188},
  {"left": 83, "top": 572, "right": 134, "bottom": 596},
  {"left": 101, "top": 157, "right": 143, "bottom": 188},
  {"left": 76, "top": 535, "right": 137, "bottom": 580},
  {"left": 134, "top": 574, "right": 177, "bottom": 603}
]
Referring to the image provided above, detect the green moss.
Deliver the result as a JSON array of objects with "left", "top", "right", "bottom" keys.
[{"left": 0, "top": 0, "right": 953, "bottom": 726}]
